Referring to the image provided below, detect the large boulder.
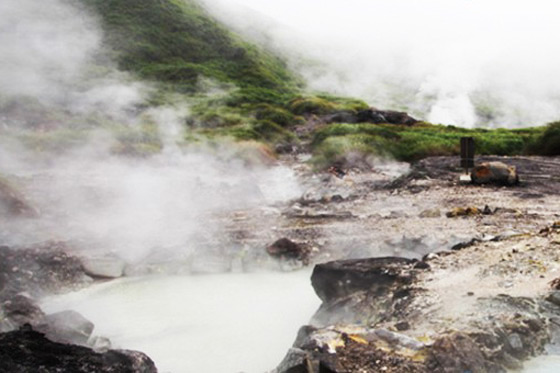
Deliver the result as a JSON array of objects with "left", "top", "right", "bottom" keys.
[
  {"left": 471, "top": 161, "right": 519, "bottom": 186},
  {"left": 310, "top": 257, "right": 419, "bottom": 326},
  {"left": 0, "top": 325, "right": 157, "bottom": 373},
  {"left": 311, "top": 257, "right": 416, "bottom": 303}
]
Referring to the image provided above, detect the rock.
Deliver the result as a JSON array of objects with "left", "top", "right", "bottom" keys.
[
  {"left": 356, "top": 108, "right": 419, "bottom": 126},
  {"left": 323, "top": 108, "right": 418, "bottom": 126},
  {"left": 1, "top": 294, "right": 45, "bottom": 329},
  {"left": 0, "top": 178, "right": 39, "bottom": 218},
  {"left": 471, "top": 161, "right": 519, "bottom": 186},
  {"left": 546, "top": 291, "right": 560, "bottom": 306},
  {"left": 39, "top": 310, "right": 95, "bottom": 346},
  {"left": 373, "top": 328, "right": 424, "bottom": 350},
  {"left": 311, "top": 257, "right": 416, "bottom": 304},
  {"left": 81, "top": 256, "right": 126, "bottom": 278},
  {"left": 275, "top": 348, "right": 312, "bottom": 373},
  {"left": 446, "top": 207, "right": 481, "bottom": 218},
  {"left": 419, "top": 208, "right": 441, "bottom": 218},
  {"left": 90, "top": 336, "right": 112, "bottom": 352},
  {"left": 394, "top": 321, "right": 410, "bottom": 331},
  {"left": 427, "top": 333, "right": 489, "bottom": 373},
  {"left": 0, "top": 243, "right": 88, "bottom": 300},
  {"left": 0, "top": 325, "right": 157, "bottom": 373},
  {"left": 507, "top": 333, "right": 524, "bottom": 353},
  {"left": 267, "top": 238, "right": 308, "bottom": 261}
]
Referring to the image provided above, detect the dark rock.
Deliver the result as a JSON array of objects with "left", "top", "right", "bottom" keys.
[
  {"left": 267, "top": 238, "right": 308, "bottom": 261},
  {"left": 451, "top": 238, "right": 479, "bottom": 251},
  {"left": 413, "top": 261, "right": 430, "bottom": 270},
  {"left": 330, "top": 195, "right": 344, "bottom": 203},
  {"left": 356, "top": 109, "right": 419, "bottom": 126},
  {"left": 471, "top": 161, "right": 519, "bottom": 186},
  {"left": 327, "top": 166, "right": 346, "bottom": 179},
  {"left": 323, "top": 108, "right": 418, "bottom": 126},
  {"left": 311, "top": 257, "right": 416, "bottom": 303},
  {"left": 275, "top": 348, "right": 312, "bottom": 373},
  {"left": 0, "top": 243, "right": 88, "bottom": 300},
  {"left": 0, "top": 325, "right": 157, "bottom": 373},
  {"left": 546, "top": 291, "right": 560, "bottom": 306},
  {"left": 427, "top": 333, "right": 491, "bottom": 373},
  {"left": 395, "top": 321, "right": 410, "bottom": 331}
]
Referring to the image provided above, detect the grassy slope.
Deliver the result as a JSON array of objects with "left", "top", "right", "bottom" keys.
[
  {"left": 82, "top": 0, "right": 299, "bottom": 102},
  {"left": 7, "top": 0, "right": 553, "bottom": 160},
  {"left": 311, "top": 122, "right": 545, "bottom": 167}
]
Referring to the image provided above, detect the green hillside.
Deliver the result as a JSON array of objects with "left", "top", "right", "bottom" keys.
[
  {"left": 2, "top": 0, "right": 557, "bottom": 162},
  {"left": 82, "top": 0, "right": 300, "bottom": 103}
]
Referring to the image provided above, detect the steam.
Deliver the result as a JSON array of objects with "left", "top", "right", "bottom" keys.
[
  {"left": 0, "top": 0, "right": 302, "bottom": 267},
  {"left": 202, "top": 0, "right": 560, "bottom": 128}
]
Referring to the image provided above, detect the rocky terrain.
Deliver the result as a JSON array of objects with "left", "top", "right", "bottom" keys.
[
  {"left": 2, "top": 154, "right": 560, "bottom": 372},
  {"left": 270, "top": 155, "right": 560, "bottom": 373}
]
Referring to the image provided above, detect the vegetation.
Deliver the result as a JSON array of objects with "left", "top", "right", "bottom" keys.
[
  {"left": 5, "top": 0, "right": 555, "bottom": 163},
  {"left": 528, "top": 121, "right": 560, "bottom": 156},
  {"left": 82, "top": 0, "right": 300, "bottom": 101},
  {"left": 311, "top": 122, "right": 545, "bottom": 168}
]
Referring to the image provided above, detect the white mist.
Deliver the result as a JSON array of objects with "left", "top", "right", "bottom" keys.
[{"left": 202, "top": 0, "right": 560, "bottom": 128}]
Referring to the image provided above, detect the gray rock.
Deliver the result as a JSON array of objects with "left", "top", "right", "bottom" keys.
[
  {"left": 275, "top": 347, "right": 311, "bottom": 373},
  {"left": 508, "top": 333, "right": 523, "bottom": 352},
  {"left": 40, "top": 310, "right": 94, "bottom": 346},
  {"left": 89, "top": 335, "right": 112, "bottom": 352},
  {"left": 81, "top": 256, "right": 125, "bottom": 278},
  {"left": 547, "top": 291, "right": 560, "bottom": 307},
  {"left": 374, "top": 328, "right": 424, "bottom": 350}
]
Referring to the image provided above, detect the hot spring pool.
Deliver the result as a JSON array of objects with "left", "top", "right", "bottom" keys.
[{"left": 41, "top": 270, "right": 319, "bottom": 373}]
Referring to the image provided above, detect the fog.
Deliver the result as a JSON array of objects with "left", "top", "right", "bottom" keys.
[
  {"left": 0, "top": 0, "right": 302, "bottom": 264},
  {"left": 202, "top": 0, "right": 560, "bottom": 128}
]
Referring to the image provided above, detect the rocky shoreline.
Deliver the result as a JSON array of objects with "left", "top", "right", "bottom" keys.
[
  {"left": 2, "top": 155, "right": 560, "bottom": 372},
  {"left": 0, "top": 244, "right": 157, "bottom": 372},
  {"left": 273, "top": 156, "right": 560, "bottom": 373}
]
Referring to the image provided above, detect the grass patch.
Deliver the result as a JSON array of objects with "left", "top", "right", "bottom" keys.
[
  {"left": 288, "top": 94, "right": 368, "bottom": 116},
  {"left": 311, "top": 122, "right": 544, "bottom": 168}
]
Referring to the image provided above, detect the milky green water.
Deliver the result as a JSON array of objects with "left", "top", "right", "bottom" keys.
[{"left": 41, "top": 270, "right": 319, "bottom": 373}]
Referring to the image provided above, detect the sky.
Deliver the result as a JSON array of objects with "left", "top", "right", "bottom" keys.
[{"left": 204, "top": 0, "right": 560, "bottom": 128}]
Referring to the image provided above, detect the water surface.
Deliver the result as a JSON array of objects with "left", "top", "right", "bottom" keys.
[{"left": 41, "top": 270, "right": 319, "bottom": 373}]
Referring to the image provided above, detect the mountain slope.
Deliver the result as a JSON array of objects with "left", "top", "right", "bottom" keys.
[{"left": 82, "top": 0, "right": 300, "bottom": 102}]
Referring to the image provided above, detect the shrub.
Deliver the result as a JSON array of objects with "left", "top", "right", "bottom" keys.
[{"left": 529, "top": 121, "right": 560, "bottom": 155}]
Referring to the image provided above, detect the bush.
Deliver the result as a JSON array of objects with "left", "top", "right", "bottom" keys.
[{"left": 530, "top": 121, "right": 560, "bottom": 155}]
